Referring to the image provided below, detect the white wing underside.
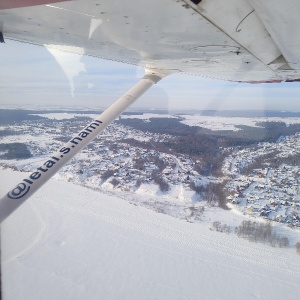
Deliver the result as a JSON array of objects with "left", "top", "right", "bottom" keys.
[{"left": 1, "top": 0, "right": 300, "bottom": 82}]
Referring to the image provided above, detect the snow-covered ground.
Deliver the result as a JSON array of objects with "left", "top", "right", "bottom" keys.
[
  {"left": 1, "top": 112, "right": 299, "bottom": 228},
  {"left": 121, "top": 113, "right": 300, "bottom": 131},
  {"left": 121, "top": 113, "right": 174, "bottom": 120},
  {"left": 1, "top": 169, "right": 300, "bottom": 300},
  {"left": 30, "top": 113, "right": 99, "bottom": 120},
  {"left": 178, "top": 115, "right": 300, "bottom": 131}
]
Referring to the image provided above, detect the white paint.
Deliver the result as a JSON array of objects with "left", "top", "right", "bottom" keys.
[
  {"left": 88, "top": 18, "right": 102, "bottom": 39},
  {"left": 187, "top": 0, "right": 282, "bottom": 65},
  {"left": 250, "top": 0, "right": 300, "bottom": 73},
  {"left": 2, "top": 0, "right": 296, "bottom": 81}
]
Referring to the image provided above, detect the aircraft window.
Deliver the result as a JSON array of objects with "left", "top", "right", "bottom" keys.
[{"left": 1, "top": 1, "right": 300, "bottom": 299}]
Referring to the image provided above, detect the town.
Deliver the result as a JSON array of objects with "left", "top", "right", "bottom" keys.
[
  {"left": 224, "top": 133, "right": 300, "bottom": 227},
  {"left": 0, "top": 110, "right": 299, "bottom": 228}
]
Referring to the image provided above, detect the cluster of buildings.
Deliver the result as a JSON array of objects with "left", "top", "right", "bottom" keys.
[
  {"left": 224, "top": 133, "right": 300, "bottom": 227},
  {"left": 1, "top": 116, "right": 299, "bottom": 228}
]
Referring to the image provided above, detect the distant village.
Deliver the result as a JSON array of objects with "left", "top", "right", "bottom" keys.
[
  {"left": 223, "top": 133, "right": 300, "bottom": 227},
  {"left": 0, "top": 115, "right": 299, "bottom": 228}
]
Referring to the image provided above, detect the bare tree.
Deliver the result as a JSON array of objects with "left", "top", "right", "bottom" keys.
[{"left": 110, "top": 178, "right": 120, "bottom": 188}]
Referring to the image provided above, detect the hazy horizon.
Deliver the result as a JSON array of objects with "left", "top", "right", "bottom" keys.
[{"left": 2, "top": 40, "right": 300, "bottom": 112}]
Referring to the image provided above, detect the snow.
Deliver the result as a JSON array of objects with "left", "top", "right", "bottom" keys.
[
  {"left": 121, "top": 113, "right": 300, "bottom": 131},
  {"left": 0, "top": 134, "right": 60, "bottom": 144},
  {"left": 1, "top": 169, "right": 300, "bottom": 300},
  {"left": 121, "top": 113, "right": 174, "bottom": 120},
  {"left": 178, "top": 115, "right": 300, "bottom": 131},
  {"left": 29, "top": 113, "right": 98, "bottom": 120}
]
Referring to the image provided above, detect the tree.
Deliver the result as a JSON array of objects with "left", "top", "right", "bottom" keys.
[
  {"left": 135, "top": 179, "right": 142, "bottom": 188},
  {"left": 152, "top": 171, "right": 170, "bottom": 192},
  {"left": 110, "top": 178, "right": 120, "bottom": 188},
  {"left": 212, "top": 221, "right": 222, "bottom": 232},
  {"left": 101, "top": 169, "right": 115, "bottom": 182},
  {"left": 278, "top": 237, "right": 289, "bottom": 248}
]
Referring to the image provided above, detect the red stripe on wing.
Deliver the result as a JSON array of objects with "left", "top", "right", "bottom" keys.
[{"left": 0, "top": 0, "right": 69, "bottom": 10}]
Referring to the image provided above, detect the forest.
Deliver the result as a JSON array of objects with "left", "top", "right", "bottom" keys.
[
  {"left": 118, "top": 117, "right": 300, "bottom": 177},
  {"left": 1, "top": 110, "right": 299, "bottom": 211},
  {"left": 0, "top": 143, "right": 32, "bottom": 160}
]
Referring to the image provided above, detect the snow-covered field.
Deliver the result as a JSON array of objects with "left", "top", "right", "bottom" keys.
[
  {"left": 178, "top": 115, "right": 300, "bottom": 131},
  {"left": 30, "top": 113, "right": 99, "bottom": 120},
  {"left": 1, "top": 169, "right": 300, "bottom": 300},
  {"left": 122, "top": 113, "right": 300, "bottom": 131}
]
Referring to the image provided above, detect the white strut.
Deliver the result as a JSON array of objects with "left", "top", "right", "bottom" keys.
[{"left": 0, "top": 71, "right": 165, "bottom": 224}]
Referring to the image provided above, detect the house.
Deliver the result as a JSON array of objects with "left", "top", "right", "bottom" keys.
[{"left": 275, "top": 215, "right": 283, "bottom": 222}]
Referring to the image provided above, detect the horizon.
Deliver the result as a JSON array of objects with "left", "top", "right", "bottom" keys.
[
  {"left": 1, "top": 106, "right": 300, "bottom": 114},
  {"left": 2, "top": 40, "right": 300, "bottom": 112}
]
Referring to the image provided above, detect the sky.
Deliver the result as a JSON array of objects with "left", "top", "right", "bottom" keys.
[{"left": 1, "top": 39, "right": 300, "bottom": 112}]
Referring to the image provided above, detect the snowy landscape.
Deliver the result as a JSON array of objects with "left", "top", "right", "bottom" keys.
[
  {"left": 1, "top": 110, "right": 300, "bottom": 227},
  {"left": 1, "top": 109, "right": 300, "bottom": 299}
]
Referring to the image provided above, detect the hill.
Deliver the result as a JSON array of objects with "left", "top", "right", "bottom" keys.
[{"left": 1, "top": 169, "right": 300, "bottom": 300}]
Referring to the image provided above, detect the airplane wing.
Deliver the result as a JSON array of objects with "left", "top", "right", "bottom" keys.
[{"left": 1, "top": 0, "right": 300, "bottom": 83}]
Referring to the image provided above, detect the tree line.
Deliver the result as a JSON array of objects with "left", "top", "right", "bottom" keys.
[
  {"left": 190, "top": 181, "right": 228, "bottom": 209},
  {"left": 0, "top": 143, "right": 32, "bottom": 160},
  {"left": 211, "top": 220, "right": 296, "bottom": 250}
]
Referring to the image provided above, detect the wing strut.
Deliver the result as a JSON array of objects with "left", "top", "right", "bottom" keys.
[{"left": 0, "top": 71, "right": 165, "bottom": 224}]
